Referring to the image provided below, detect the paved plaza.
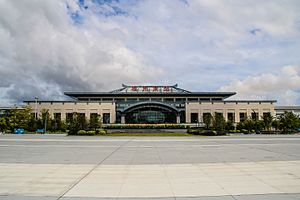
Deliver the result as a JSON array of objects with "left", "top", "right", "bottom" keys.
[{"left": 0, "top": 134, "right": 300, "bottom": 199}]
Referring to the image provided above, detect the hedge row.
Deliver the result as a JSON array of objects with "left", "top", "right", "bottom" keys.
[
  {"left": 187, "top": 129, "right": 226, "bottom": 136},
  {"left": 69, "top": 129, "right": 107, "bottom": 136},
  {"left": 104, "top": 124, "right": 189, "bottom": 129}
]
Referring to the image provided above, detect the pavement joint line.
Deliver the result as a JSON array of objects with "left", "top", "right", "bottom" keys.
[
  {"left": 227, "top": 160, "right": 283, "bottom": 196},
  {"left": 116, "top": 139, "right": 142, "bottom": 199},
  {"left": 253, "top": 145, "right": 300, "bottom": 159},
  {"left": 195, "top": 157, "right": 232, "bottom": 197},
  {"left": 56, "top": 138, "right": 133, "bottom": 200},
  {"left": 154, "top": 142, "right": 176, "bottom": 198},
  {"left": 1, "top": 143, "right": 300, "bottom": 148},
  {"left": 1, "top": 138, "right": 300, "bottom": 142}
]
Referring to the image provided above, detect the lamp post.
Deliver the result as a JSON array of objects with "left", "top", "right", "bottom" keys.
[
  {"left": 34, "top": 97, "right": 39, "bottom": 119},
  {"left": 44, "top": 113, "right": 47, "bottom": 134}
]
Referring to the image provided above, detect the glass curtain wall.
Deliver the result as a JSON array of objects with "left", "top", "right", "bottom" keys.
[{"left": 125, "top": 107, "right": 177, "bottom": 124}]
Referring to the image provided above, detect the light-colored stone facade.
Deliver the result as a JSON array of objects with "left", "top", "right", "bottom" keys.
[
  {"left": 23, "top": 84, "right": 277, "bottom": 124},
  {"left": 185, "top": 101, "right": 275, "bottom": 123},
  {"left": 26, "top": 100, "right": 275, "bottom": 124},
  {"left": 27, "top": 102, "right": 116, "bottom": 123}
]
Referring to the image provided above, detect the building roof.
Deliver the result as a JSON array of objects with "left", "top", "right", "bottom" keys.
[
  {"left": 64, "top": 84, "right": 236, "bottom": 99},
  {"left": 275, "top": 106, "right": 300, "bottom": 110}
]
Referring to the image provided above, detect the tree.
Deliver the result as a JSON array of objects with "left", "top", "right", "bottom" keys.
[
  {"left": 7, "top": 106, "right": 32, "bottom": 131},
  {"left": 225, "top": 120, "right": 235, "bottom": 131},
  {"left": 78, "top": 113, "right": 88, "bottom": 130},
  {"left": 0, "top": 117, "right": 7, "bottom": 132},
  {"left": 27, "top": 115, "right": 38, "bottom": 132},
  {"left": 203, "top": 113, "right": 212, "bottom": 129},
  {"left": 237, "top": 117, "right": 255, "bottom": 133},
  {"left": 37, "top": 109, "right": 52, "bottom": 132},
  {"left": 253, "top": 120, "right": 264, "bottom": 132},
  {"left": 89, "top": 113, "right": 102, "bottom": 130},
  {"left": 262, "top": 113, "right": 273, "bottom": 131},
  {"left": 279, "top": 111, "right": 300, "bottom": 133},
  {"left": 212, "top": 113, "right": 226, "bottom": 132},
  {"left": 272, "top": 119, "right": 280, "bottom": 130},
  {"left": 68, "top": 112, "right": 88, "bottom": 135}
]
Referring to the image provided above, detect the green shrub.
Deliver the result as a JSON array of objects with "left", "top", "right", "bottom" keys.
[
  {"left": 105, "top": 124, "right": 188, "bottom": 129},
  {"left": 77, "top": 130, "right": 87, "bottom": 135},
  {"left": 241, "top": 129, "right": 248, "bottom": 134},
  {"left": 86, "top": 130, "right": 96, "bottom": 135},
  {"left": 98, "top": 130, "right": 107, "bottom": 135},
  {"left": 187, "top": 129, "right": 225, "bottom": 136},
  {"left": 187, "top": 129, "right": 202, "bottom": 135}
]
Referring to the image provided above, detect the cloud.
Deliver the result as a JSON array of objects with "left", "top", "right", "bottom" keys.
[
  {"left": 0, "top": 0, "right": 299, "bottom": 105},
  {"left": 219, "top": 65, "right": 300, "bottom": 105},
  {"left": 0, "top": 0, "right": 162, "bottom": 105}
]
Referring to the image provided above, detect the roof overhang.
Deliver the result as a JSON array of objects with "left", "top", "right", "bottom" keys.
[{"left": 64, "top": 92, "right": 236, "bottom": 99}]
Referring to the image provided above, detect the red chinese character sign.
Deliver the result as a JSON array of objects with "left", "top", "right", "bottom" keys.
[
  {"left": 127, "top": 86, "right": 174, "bottom": 93},
  {"left": 163, "top": 86, "right": 170, "bottom": 92},
  {"left": 142, "top": 86, "right": 148, "bottom": 91},
  {"left": 131, "top": 86, "right": 138, "bottom": 92}
]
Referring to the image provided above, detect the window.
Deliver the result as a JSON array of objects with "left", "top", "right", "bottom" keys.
[
  {"left": 164, "top": 98, "right": 175, "bottom": 102},
  {"left": 114, "top": 98, "right": 125, "bottom": 102},
  {"left": 227, "top": 113, "right": 235, "bottom": 122},
  {"left": 239, "top": 112, "right": 247, "bottom": 122},
  {"left": 77, "top": 113, "right": 85, "bottom": 120},
  {"left": 90, "top": 113, "right": 98, "bottom": 120},
  {"left": 199, "top": 98, "right": 210, "bottom": 101},
  {"left": 127, "top": 98, "right": 138, "bottom": 101},
  {"left": 251, "top": 112, "right": 259, "bottom": 121},
  {"left": 151, "top": 98, "right": 162, "bottom": 102},
  {"left": 54, "top": 113, "right": 61, "bottom": 121},
  {"left": 78, "top": 98, "right": 89, "bottom": 101},
  {"left": 215, "top": 112, "right": 223, "bottom": 117},
  {"left": 263, "top": 112, "right": 271, "bottom": 118},
  {"left": 103, "top": 113, "right": 110, "bottom": 124},
  {"left": 187, "top": 98, "right": 198, "bottom": 102},
  {"left": 213, "top": 98, "right": 222, "bottom": 101},
  {"left": 190, "top": 113, "right": 198, "bottom": 123},
  {"left": 66, "top": 113, "right": 73, "bottom": 123},
  {"left": 175, "top": 98, "right": 185, "bottom": 102},
  {"left": 102, "top": 98, "right": 113, "bottom": 101},
  {"left": 139, "top": 98, "right": 150, "bottom": 101}
]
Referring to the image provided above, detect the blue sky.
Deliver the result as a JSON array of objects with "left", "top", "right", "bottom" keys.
[{"left": 0, "top": 0, "right": 300, "bottom": 105}]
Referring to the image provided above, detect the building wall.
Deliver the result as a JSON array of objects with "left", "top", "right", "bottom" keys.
[
  {"left": 185, "top": 101, "right": 275, "bottom": 123},
  {"left": 275, "top": 106, "right": 300, "bottom": 117},
  {"left": 27, "top": 102, "right": 116, "bottom": 123},
  {"left": 26, "top": 100, "right": 275, "bottom": 124}
]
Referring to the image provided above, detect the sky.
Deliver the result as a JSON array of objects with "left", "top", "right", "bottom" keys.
[{"left": 0, "top": 0, "right": 300, "bottom": 105}]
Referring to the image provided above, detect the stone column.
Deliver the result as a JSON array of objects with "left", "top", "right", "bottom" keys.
[
  {"left": 121, "top": 114, "right": 126, "bottom": 124},
  {"left": 176, "top": 115, "right": 180, "bottom": 124}
]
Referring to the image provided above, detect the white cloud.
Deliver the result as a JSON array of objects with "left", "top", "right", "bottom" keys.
[
  {"left": 0, "top": 0, "right": 299, "bottom": 105},
  {"left": 0, "top": 0, "right": 162, "bottom": 105},
  {"left": 219, "top": 65, "right": 300, "bottom": 105}
]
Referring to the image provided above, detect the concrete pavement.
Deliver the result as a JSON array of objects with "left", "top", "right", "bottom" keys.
[{"left": 0, "top": 134, "right": 300, "bottom": 199}]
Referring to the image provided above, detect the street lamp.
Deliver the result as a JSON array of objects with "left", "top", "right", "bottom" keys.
[{"left": 34, "top": 97, "right": 39, "bottom": 119}]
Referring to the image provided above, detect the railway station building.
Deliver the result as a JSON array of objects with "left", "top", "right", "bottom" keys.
[{"left": 24, "top": 84, "right": 276, "bottom": 124}]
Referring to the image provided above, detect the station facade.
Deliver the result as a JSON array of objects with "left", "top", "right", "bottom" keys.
[{"left": 24, "top": 84, "right": 276, "bottom": 124}]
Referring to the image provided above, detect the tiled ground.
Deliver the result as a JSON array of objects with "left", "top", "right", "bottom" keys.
[{"left": 0, "top": 135, "right": 300, "bottom": 199}]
